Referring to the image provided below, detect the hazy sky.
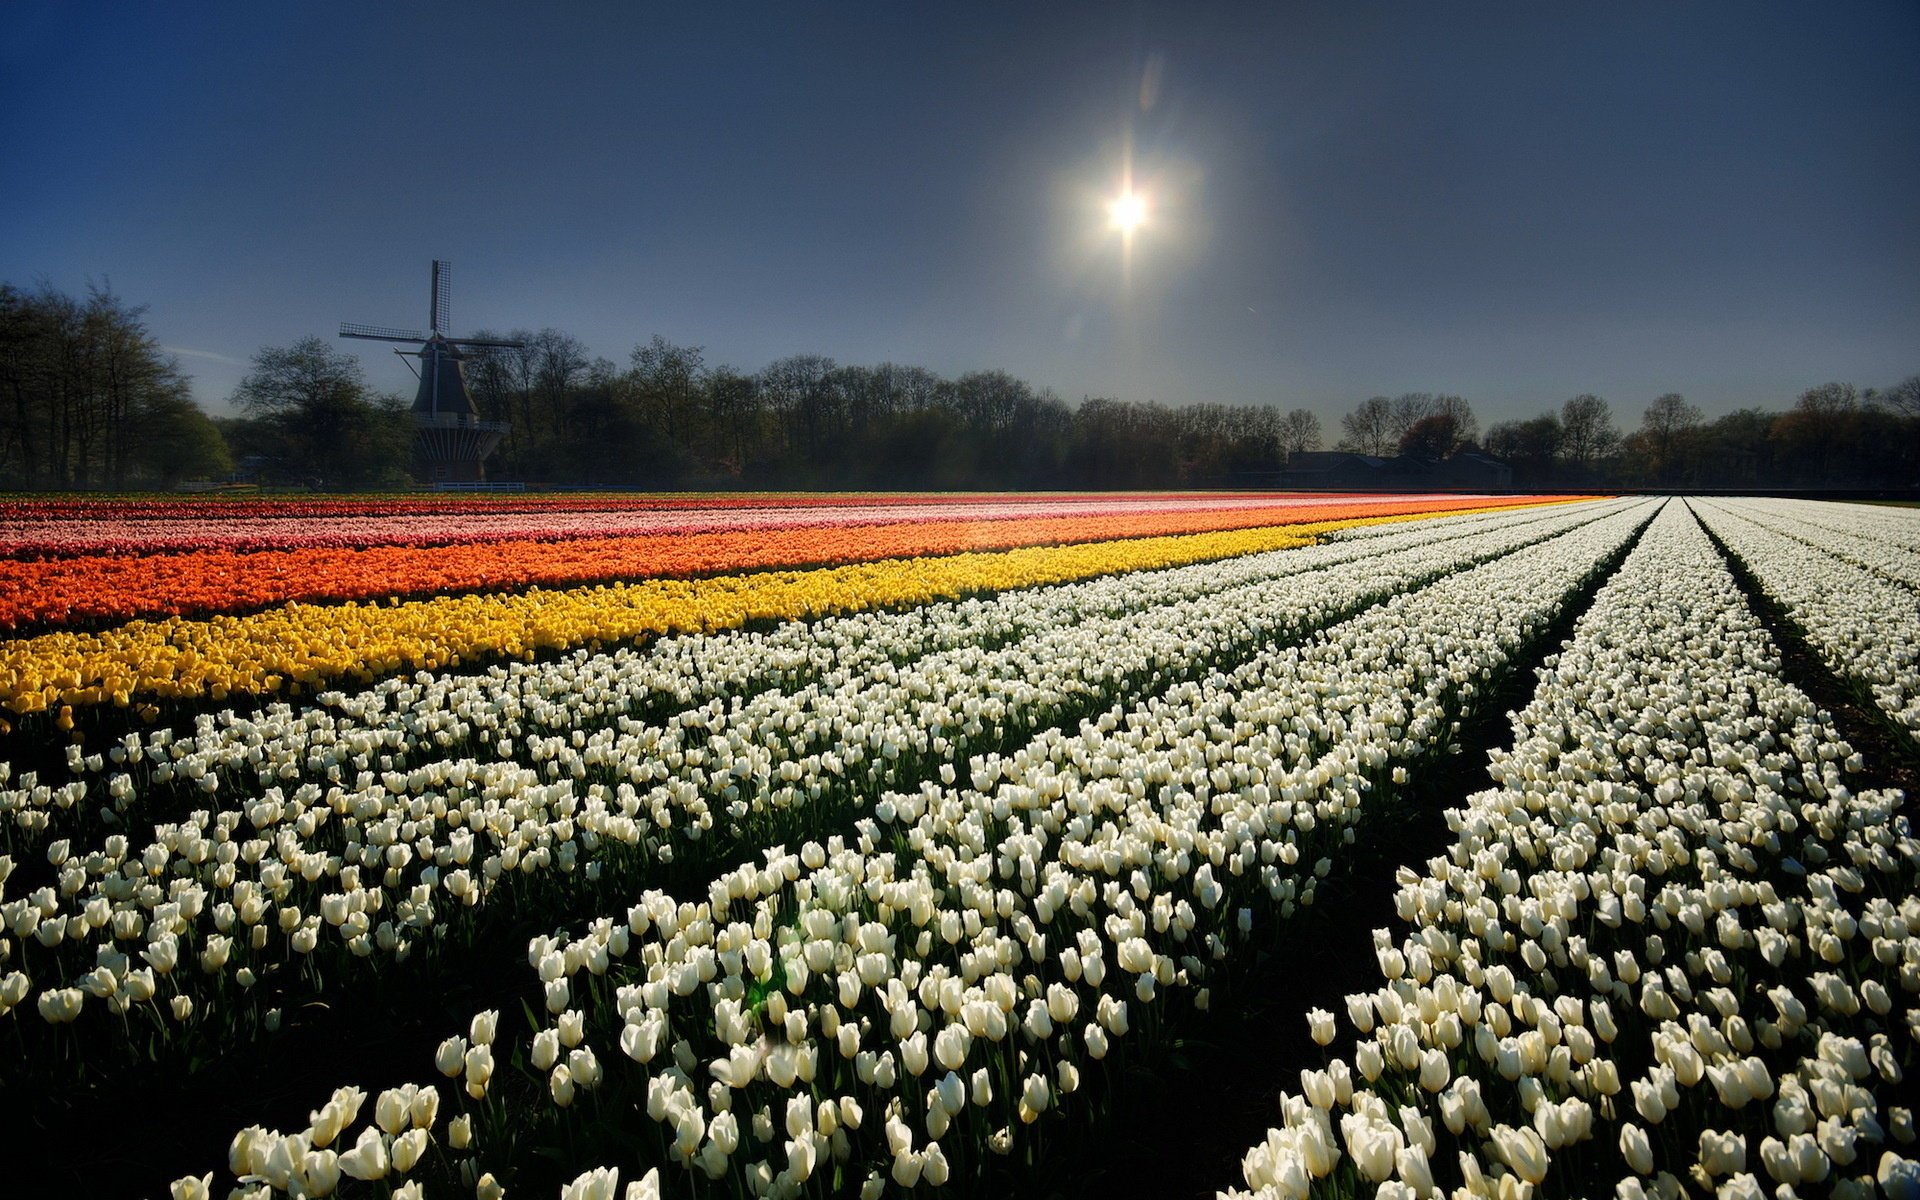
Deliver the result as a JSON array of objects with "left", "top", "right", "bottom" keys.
[{"left": 4, "top": 2, "right": 1917, "bottom": 427}]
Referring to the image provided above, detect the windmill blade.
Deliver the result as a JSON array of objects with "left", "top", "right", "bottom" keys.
[
  {"left": 340, "top": 322, "right": 428, "bottom": 343},
  {"left": 449, "top": 337, "right": 527, "bottom": 350},
  {"left": 432, "top": 260, "right": 452, "bottom": 334}
]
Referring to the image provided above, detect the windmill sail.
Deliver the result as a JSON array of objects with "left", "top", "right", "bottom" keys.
[{"left": 340, "top": 261, "right": 521, "bottom": 484}]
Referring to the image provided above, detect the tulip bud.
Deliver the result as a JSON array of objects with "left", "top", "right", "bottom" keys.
[
  {"left": 1620, "top": 1123, "right": 1654, "bottom": 1175},
  {"left": 169, "top": 1174, "right": 213, "bottom": 1200},
  {"left": 437, "top": 1035, "right": 468, "bottom": 1077},
  {"left": 1307, "top": 1008, "right": 1335, "bottom": 1046}
]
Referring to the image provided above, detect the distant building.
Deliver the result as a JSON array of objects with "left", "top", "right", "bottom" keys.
[
  {"left": 1279, "top": 451, "right": 1394, "bottom": 489},
  {"left": 1430, "top": 450, "right": 1513, "bottom": 490}
]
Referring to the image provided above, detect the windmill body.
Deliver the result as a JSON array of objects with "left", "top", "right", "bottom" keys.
[{"left": 340, "top": 261, "right": 521, "bottom": 484}]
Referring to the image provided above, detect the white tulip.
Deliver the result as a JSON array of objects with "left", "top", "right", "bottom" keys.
[{"left": 336, "top": 1126, "right": 388, "bottom": 1181}]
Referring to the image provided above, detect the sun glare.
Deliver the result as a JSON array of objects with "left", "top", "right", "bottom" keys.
[{"left": 1107, "top": 190, "right": 1147, "bottom": 234}]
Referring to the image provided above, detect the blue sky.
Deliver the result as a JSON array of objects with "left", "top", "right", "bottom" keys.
[{"left": 3, "top": 1, "right": 1916, "bottom": 426}]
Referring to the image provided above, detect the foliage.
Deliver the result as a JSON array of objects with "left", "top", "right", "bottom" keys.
[{"left": 0, "top": 281, "right": 210, "bottom": 489}]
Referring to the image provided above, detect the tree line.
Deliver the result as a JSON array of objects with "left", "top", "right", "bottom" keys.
[
  {"left": 446, "top": 331, "right": 1329, "bottom": 489},
  {"left": 2, "top": 279, "right": 1914, "bottom": 490},
  {"left": 0, "top": 283, "right": 231, "bottom": 488},
  {"left": 1470, "top": 385, "right": 1920, "bottom": 489}
]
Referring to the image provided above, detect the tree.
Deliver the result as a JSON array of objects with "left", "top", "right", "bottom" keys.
[
  {"left": 529, "top": 329, "right": 593, "bottom": 434},
  {"left": 1484, "top": 415, "right": 1562, "bottom": 484},
  {"left": 126, "top": 382, "right": 231, "bottom": 485},
  {"left": 1399, "top": 413, "right": 1468, "bottom": 460},
  {"left": 232, "top": 337, "right": 406, "bottom": 485},
  {"left": 628, "top": 335, "right": 705, "bottom": 445},
  {"left": 1387, "top": 393, "right": 1438, "bottom": 444},
  {"left": 1379, "top": 393, "right": 1475, "bottom": 453},
  {"left": 1338, "top": 396, "right": 1394, "bottom": 455},
  {"left": 1558, "top": 394, "right": 1618, "bottom": 472},
  {"left": 1883, "top": 374, "right": 1920, "bottom": 419},
  {"left": 234, "top": 336, "right": 367, "bottom": 419},
  {"left": 760, "top": 354, "right": 839, "bottom": 465},
  {"left": 1433, "top": 395, "right": 1478, "bottom": 446},
  {"left": 0, "top": 280, "right": 208, "bottom": 488},
  {"left": 1694, "top": 408, "right": 1778, "bottom": 488},
  {"left": 703, "top": 366, "right": 763, "bottom": 475},
  {"left": 1771, "top": 381, "right": 1863, "bottom": 485},
  {"left": 1638, "top": 393, "right": 1703, "bottom": 485},
  {"left": 1795, "top": 381, "right": 1859, "bottom": 415},
  {"left": 1278, "top": 408, "right": 1323, "bottom": 458}
]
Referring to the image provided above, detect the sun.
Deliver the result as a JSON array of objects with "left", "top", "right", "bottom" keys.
[{"left": 1107, "top": 190, "right": 1147, "bottom": 234}]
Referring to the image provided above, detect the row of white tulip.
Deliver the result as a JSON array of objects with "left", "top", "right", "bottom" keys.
[
  {"left": 172, "top": 502, "right": 1653, "bottom": 1199},
  {"left": 1220, "top": 501, "right": 1919, "bottom": 1200},
  {"left": 0, "top": 502, "right": 1603, "bottom": 879},
  {"left": 1727, "top": 498, "right": 1920, "bottom": 558},
  {"left": 1, "top": 499, "right": 1598, "bottom": 853},
  {"left": 1698, "top": 498, "right": 1920, "bottom": 593},
  {"left": 0, "top": 502, "right": 1635, "bottom": 1061},
  {"left": 1693, "top": 499, "right": 1920, "bottom": 743}
]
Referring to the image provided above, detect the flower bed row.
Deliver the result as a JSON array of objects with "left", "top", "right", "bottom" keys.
[
  {"left": 1698, "top": 499, "right": 1920, "bottom": 593},
  {"left": 3, "top": 499, "right": 1605, "bottom": 856},
  {"left": 0, "top": 495, "right": 1561, "bottom": 630},
  {"left": 0, "top": 490, "right": 1366, "bottom": 523},
  {"left": 162, "top": 502, "right": 1651, "bottom": 1199},
  {"left": 0, "top": 505, "right": 1576, "bottom": 717},
  {"left": 1741, "top": 500, "right": 1920, "bottom": 556},
  {"left": 1, "top": 495, "right": 1427, "bottom": 558},
  {"left": 1695, "top": 500, "right": 1920, "bottom": 745},
  {"left": 0, "top": 502, "right": 1636, "bottom": 1086},
  {"left": 1219, "top": 502, "right": 1918, "bottom": 1200}
]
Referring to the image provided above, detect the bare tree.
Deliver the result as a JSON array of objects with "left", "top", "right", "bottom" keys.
[
  {"left": 1433, "top": 395, "right": 1478, "bottom": 447},
  {"left": 1775, "top": 381, "right": 1863, "bottom": 484},
  {"left": 1338, "top": 396, "right": 1394, "bottom": 455},
  {"left": 629, "top": 335, "right": 705, "bottom": 444},
  {"left": 1640, "top": 392, "right": 1703, "bottom": 484},
  {"left": 1278, "top": 407, "right": 1323, "bottom": 458},
  {"left": 1559, "top": 394, "right": 1618, "bottom": 470},
  {"left": 1881, "top": 374, "right": 1920, "bottom": 420},
  {"left": 1387, "top": 393, "right": 1438, "bottom": 443},
  {"left": 760, "top": 354, "right": 838, "bottom": 455},
  {"left": 1796, "top": 381, "right": 1859, "bottom": 414},
  {"left": 529, "top": 329, "right": 591, "bottom": 433},
  {"left": 1883, "top": 374, "right": 1920, "bottom": 419}
]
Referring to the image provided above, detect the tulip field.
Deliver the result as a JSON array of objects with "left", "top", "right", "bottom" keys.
[{"left": 0, "top": 492, "right": 1914, "bottom": 1200}]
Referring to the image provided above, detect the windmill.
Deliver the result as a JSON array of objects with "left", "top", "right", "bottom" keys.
[{"left": 340, "top": 261, "right": 523, "bottom": 484}]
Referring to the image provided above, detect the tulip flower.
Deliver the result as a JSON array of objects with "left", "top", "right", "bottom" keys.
[
  {"left": 1307, "top": 1008, "right": 1336, "bottom": 1046},
  {"left": 336, "top": 1127, "right": 388, "bottom": 1181}
]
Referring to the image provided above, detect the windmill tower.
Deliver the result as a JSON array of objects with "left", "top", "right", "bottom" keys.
[{"left": 340, "top": 261, "right": 523, "bottom": 484}]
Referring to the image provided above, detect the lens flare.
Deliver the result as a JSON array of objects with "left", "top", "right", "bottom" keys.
[{"left": 1107, "top": 191, "right": 1147, "bottom": 233}]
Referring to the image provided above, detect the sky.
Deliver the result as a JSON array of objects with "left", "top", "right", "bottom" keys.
[{"left": 3, "top": 1, "right": 1917, "bottom": 428}]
